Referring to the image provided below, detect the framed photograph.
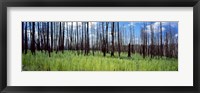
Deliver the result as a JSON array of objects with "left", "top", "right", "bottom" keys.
[{"left": 0, "top": 0, "right": 199, "bottom": 93}]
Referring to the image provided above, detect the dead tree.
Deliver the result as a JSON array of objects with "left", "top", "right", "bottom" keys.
[
  {"left": 150, "top": 23, "right": 154, "bottom": 58},
  {"left": 160, "top": 22, "right": 163, "bottom": 57},
  {"left": 47, "top": 22, "right": 51, "bottom": 57},
  {"left": 31, "top": 22, "right": 35, "bottom": 55},
  {"left": 37, "top": 22, "right": 41, "bottom": 51},
  {"left": 128, "top": 43, "right": 131, "bottom": 57},
  {"left": 111, "top": 22, "right": 115, "bottom": 56},
  {"left": 117, "top": 22, "right": 121, "bottom": 57},
  {"left": 25, "top": 22, "right": 28, "bottom": 54},
  {"left": 102, "top": 22, "right": 106, "bottom": 56},
  {"left": 62, "top": 22, "right": 65, "bottom": 53},
  {"left": 22, "top": 22, "right": 24, "bottom": 53},
  {"left": 51, "top": 22, "right": 53, "bottom": 52},
  {"left": 106, "top": 22, "right": 109, "bottom": 53}
]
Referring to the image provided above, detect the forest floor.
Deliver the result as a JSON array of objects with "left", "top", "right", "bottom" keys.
[{"left": 22, "top": 50, "right": 178, "bottom": 71}]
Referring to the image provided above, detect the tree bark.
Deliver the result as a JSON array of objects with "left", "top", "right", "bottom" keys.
[
  {"left": 22, "top": 22, "right": 24, "bottom": 53},
  {"left": 117, "top": 22, "right": 121, "bottom": 57},
  {"left": 51, "top": 22, "right": 53, "bottom": 52},
  {"left": 160, "top": 22, "right": 163, "bottom": 57},
  {"left": 25, "top": 22, "right": 28, "bottom": 54},
  {"left": 111, "top": 22, "right": 115, "bottom": 56},
  {"left": 31, "top": 22, "right": 35, "bottom": 55}
]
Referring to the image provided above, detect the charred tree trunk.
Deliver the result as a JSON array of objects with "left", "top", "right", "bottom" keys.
[
  {"left": 57, "top": 22, "right": 61, "bottom": 52},
  {"left": 86, "top": 22, "right": 90, "bottom": 55},
  {"left": 47, "top": 22, "right": 51, "bottom": 57},
  {"left": 111, "top": 22, "right": 115, "bottom": 56},
  {"left": 128, "top": 43, "right": 131, "bottom": 57},
  {"left": 43, "top": 22, "right": 47, "bottom": 53},
  {"left": 165, "top": 31, "right": 168, "bottom": 57},
  {"left": 102, "top": 22, "right": 106, "bottom": 57},
  {"left": 150, "top": 24, "right": 154, "bottom": 58},
  {"left": 66, "top": 22, "right": 68, "bottom": 50},
  {"left": 55, "top": 22, "right": 58, "bottom": 54},
  {"left": 81, "top": 22, "right": 84, "bottom": 53},
  {"left": 106, "top": 22, "right": 109, "bottom": 53},
  {"left": 76, "top": 22, "right": 79, "bottom": 55},
  {"left": 31, "top": 22, "right": 35, "bottom": 55},
  {"left": 84, "top": 22, "right": 87, "bottom": 55},
  {"left": 62, "top": 22, "right": 65, "bottom": 53},
  {"left": 117, "top": 22, "right": 121, "bottom": 57},
  {"left": 160, "top": 22, "right": 163, "bottom": 57},
  {"left": 25, "top": 22, "right": 28, "bottom": 54},
  {"left": 22, "top": 22, "right": 24, "bottom": 53},
  {"left": 51, "top": 22, "right": 53, "bottom": 52},
  {"left": 37, "top": 22, "right": 41, "bottom": 51}
]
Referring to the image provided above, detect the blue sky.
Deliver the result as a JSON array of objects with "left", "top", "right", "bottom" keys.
[
  {"left": 88, "top": 21, "right": 178, "bottom": 45},
  {"left": 118, "top": 22, "right": 178, "bottom": 37},
  {"left": 23, "top": 21, "right": 178, "bottom": 46}
]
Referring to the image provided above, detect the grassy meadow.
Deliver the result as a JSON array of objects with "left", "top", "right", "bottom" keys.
[{"left": 22, "top": 50, "right": 178, "bottom": 71}]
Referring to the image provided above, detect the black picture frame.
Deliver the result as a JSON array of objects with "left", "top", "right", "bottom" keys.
[{"left": 0, "top": 0, "right": 199, "bottom": 93}]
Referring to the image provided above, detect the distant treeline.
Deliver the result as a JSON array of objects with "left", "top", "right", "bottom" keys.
[{"left": 22, "top": 22, "right": 178, "bottom": 58}]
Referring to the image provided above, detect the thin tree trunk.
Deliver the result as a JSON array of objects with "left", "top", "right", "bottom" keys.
[
  {"left": 62, "top": 22, "right": 65, "bottom": 53},
  {"left": 31, "top": 22, "right": 35, "bottom": 55},
  {"left": 76, "top": 22, "right": 79, "bottom": 55},
  {"left": 51, "top": 22, "right": 53, "bottom": 52},
  {"left": 111, "top": 22, "right": 114, "bottom": 56},
  {"left": 160, "top": 22, "right": 163, "bottom": 57},
  {"left": 106, "top": 22, "right": 109, "bottom": 53},
  {"left": 81, "top": 22, "right": 84, "bottom": 53},
  {"left": 22, "top": 22, "right": 24, "bottom": 53},
  {"left": 86, "top": 22, "right": 90, "bottom": 55},
  {"left": 47, "top": 22, "right": 51, "bottom": 57},
  {"left": 117, "top": 22, "right": 121, "bottom": 57},
  {"left": 37, "top": 22, "right": 40, "bottom": 51},
  {"left": 128, "top": 43, "right": 131, "bottom": 57}
]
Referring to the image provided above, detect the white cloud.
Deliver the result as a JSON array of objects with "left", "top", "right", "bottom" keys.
[
  {"left": 65, "top": 22, "right": 83, "bottom": 30},
  {"left": 175, "top": 34, "right": 178, "bottom": 37},
  {"left": 145, "top": 22, "right": 167, "bottom": 33},
  {"left": 128, "top": 22, "right": 136, "bottom": 27}
]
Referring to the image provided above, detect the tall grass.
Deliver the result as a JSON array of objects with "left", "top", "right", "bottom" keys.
[{"left": 22, "top": 51, "right": 178, "bottom": 71}]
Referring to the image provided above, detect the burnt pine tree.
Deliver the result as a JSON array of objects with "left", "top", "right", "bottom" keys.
[
  {"left": 47, "top": 22, "right": 51, "bottom": 57},
  {"left": 55, "top": 22, "right": 59, "bottom": 53},
  {"left": 24, "top": 22, "right": 28, "bottom": 54},
  {"left": 165, "top": 30, "right": 169, "bottom": 57},
  {"left": 84, "top": 22, "right": 87, "bottom": 55},
  {"left": 86, "top": 22, "right": 90, "bottom": 55},
  {"left": 76, "top": 22, "right": 79, "bottom": 55},
  {"left": 106, "top": 22, "right": 109, "bottom": 53},
  {"left": 51, "top": 22, "right": 53, "bottom": 52},
  {"left": 31, "top": 22, "right": 35, "bottom": 55},
  {"left": 117, "top": 22, "right": 121, "bottom": 57},
  {"left": 150, "top": 23, "right": 154, "bottom": 58},
  {"left": 81, "top": 22, "right": 84, "bottom": 53},
  {"left": 66, "top": 22, "right": 69, "bottom": 50},
  {"left": 128, "top": 23, "right": 132, "bottom": 57},
  {"left": 40, "top": 23, "right": 44, "bottom": 52},
  {"left": 37, "top": 22, "right": 41, "bottom": 51},
  {"left": 62, "top": 22, "right": 65, "bottom": 53},
  {"left": 70, "top": 22, "right": 73, "bottom": 50},
  {"left": 22, "top": 22, "right": 24, "bottom": 53},
  {"left": 111, "top": 22, "right": 115, "bottom": 56},
  {"left": 91, "top": 23, "right": 95, "bottom": 56},
  {"left": 102, "top": 22, "right": 106, "bottom": 57},
  {"left": 43, "top": 22, "right": 47, "bottom": 53},
  {"left": 160, "top": 22, "right": 163, "bottom": 57},
  {"left": 59, "top": 22, "right": 62, "bottom": 51},
  {"left": 54, "top": 22, "right": 56, "bottom": 51}
]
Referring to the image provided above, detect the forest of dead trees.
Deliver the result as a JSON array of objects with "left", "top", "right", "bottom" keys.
[{"left": 22, "top": 22, "right": 178, "bottom": 59}]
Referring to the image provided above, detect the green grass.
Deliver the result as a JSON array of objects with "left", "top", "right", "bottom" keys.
[{"left": 22, "top": 50, "right": 178, "bottom": 71}]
